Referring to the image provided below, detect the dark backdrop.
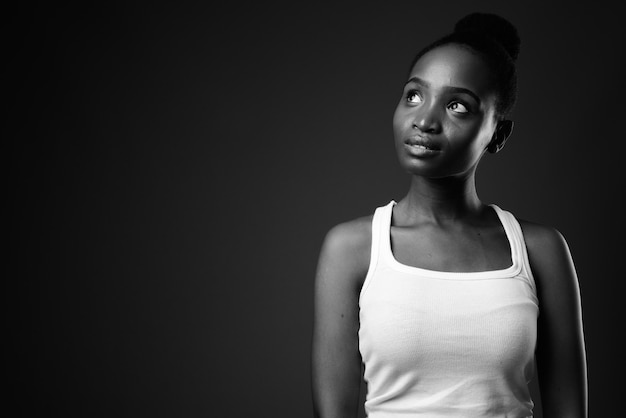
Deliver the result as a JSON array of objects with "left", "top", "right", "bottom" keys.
[{"left": 9, "top": 1, "right": 623, "bottom": 416}]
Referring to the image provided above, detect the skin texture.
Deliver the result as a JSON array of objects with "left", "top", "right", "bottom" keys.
[{"left": 311, "top": 43, "right": 587, "bottom": 417}]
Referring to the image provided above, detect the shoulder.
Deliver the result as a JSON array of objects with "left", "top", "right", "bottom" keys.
[
  {"left": 320, "top": 214, "right": 373, "bottom": 268},
  {"left": 517, "top": 218, "right": 578, "bottom": 300},
  {"left": 316, "top": 213, "right": 374, "bottom": 291},
  {"left": 517, "top": 218, "right": 572, "bottom": 265},
  {"left": 518, "top": 218, "right": 568, "bottom": 251}
]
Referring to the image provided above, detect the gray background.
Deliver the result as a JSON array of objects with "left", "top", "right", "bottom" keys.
[{"left": 10, "top": 1, "right": 622, "bottom": 416}]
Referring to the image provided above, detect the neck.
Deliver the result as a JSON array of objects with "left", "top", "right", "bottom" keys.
[{"left": 397, "top": 172, "right": 484, "bottom": 224}]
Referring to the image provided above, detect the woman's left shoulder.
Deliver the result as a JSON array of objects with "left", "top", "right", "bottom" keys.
[
  {"left": 516, "top": 218, "right": 578, "bottom": 294},
  {"left": 516, "top": 218, "right": 570, "bottom": 254}
]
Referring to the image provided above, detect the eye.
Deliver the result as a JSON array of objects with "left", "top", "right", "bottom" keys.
[
  {"left": 449, "top": 101, "right": 469, "bottom": 114},
  {"left": 406, "top": 90, "right": 423, "bottom": 104}
]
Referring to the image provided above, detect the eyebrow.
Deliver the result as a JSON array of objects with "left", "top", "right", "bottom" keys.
[{"left": 404, "top": 76, "right": 481, "bottom": 104}]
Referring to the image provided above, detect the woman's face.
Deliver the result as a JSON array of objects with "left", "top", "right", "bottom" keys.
[{"left": 393, "top": 43, "right": 500, "bottom": 179}]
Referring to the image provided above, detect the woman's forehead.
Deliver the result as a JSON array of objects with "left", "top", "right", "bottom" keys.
[{"left": 409, "top": 44, "right": 496, "bottom": 97}]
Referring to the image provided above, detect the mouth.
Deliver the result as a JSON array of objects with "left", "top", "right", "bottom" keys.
[
  {"left": 407, "top": 143, "right": 436, "bottom": 151},
  {"left": 405, "top": 136, "right": 441, "bottom": 151},
  {"left": 404, "top": 136, "right": 441, "bottom": 157}
]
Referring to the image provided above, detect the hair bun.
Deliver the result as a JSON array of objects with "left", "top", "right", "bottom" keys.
[{"left": 454, "top": 12, "right": 520, "bottom": 61}]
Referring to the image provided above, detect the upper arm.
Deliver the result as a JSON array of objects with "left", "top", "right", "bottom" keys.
[
  {"left": 521, "top": 221, "right": 588, "bottom": 417},
  {"left": 311, "top": 219, "right": 371, "bottom": 418}
]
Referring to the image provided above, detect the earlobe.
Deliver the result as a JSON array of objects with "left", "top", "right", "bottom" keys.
[{"left": 487, "top": 120, "right": 514, "bottom": 154}]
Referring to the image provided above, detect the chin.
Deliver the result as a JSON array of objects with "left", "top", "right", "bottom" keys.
[
  {"left": 399, "top": 158, "right": 472, "bottom": 180},
  {"left": 398, "top": 158, "right": 442, "bottom": 178}
]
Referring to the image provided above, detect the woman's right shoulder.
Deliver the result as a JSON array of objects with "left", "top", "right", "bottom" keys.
[
  {"left": 316, "top": 213, "right": 374, "bottom": 286},
  {"left": 322, "top": 214, "right": 373, "bottom": 257}
]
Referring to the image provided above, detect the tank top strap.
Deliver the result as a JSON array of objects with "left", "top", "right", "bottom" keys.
[
  {"left": 360, "top": 200, "right": 396, "bottom": 299},
  {"left": 490, "top": 205, "right": 538, "bottom": 298}
]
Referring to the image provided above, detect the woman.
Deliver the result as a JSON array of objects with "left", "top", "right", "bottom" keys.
[{"left": 311, "top": 12, "right": 587, "bottom": 418}]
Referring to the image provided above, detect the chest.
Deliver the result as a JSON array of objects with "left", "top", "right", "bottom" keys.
[
  {"left": 390, "top": 223, "right": 512, "bottom": 273},
  {"left": 359, "top": 275, "right": 538, "bottom": 375}
]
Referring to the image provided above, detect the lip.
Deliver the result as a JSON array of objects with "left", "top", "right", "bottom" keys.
[
  {"left": 405, "top": 135, "right": 441, "bottom": 150},
  {"left": 404, "top": 136, "right": 442, "bottom": 157}
]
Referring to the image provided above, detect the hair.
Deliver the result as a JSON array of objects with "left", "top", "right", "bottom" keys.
[{"left": 408, "top": 13, "right": 521, "bottom": 118}]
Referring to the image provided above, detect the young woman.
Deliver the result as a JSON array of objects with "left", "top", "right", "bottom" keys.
[{"left": 311, "top": 12, "right": 587, "bottom": 418}]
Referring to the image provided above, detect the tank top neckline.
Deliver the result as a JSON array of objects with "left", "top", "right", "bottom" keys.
[{"left": 382, "top": 200, "right": 523, "bottom": 280}]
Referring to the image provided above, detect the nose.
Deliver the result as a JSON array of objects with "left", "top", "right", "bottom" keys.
[{"left": 412, "top": 104, "right": 442, "bottom": 134}]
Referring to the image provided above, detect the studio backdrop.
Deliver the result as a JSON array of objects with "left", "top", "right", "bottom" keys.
[{"left": 10, "top": 1, "right": 622, "bottom": 416}]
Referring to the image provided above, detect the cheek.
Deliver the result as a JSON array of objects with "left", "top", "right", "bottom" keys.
[
  {"left": 392, "top": 105, "right": 409, "bottom": 137},
  {"left": 446, "top": 119, "right": 485, "bottom": 145},
  {"left": 472, "top": 120, "right": 497, "bottom": 150}
]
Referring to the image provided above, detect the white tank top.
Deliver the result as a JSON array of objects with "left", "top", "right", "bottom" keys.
[{"left": 359, "top": 200, "right": 538, "bottom": 417}]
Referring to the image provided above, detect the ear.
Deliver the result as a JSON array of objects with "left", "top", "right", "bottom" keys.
[{"left": 487, "top": 119, "right": 514, "bottom": 154}]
